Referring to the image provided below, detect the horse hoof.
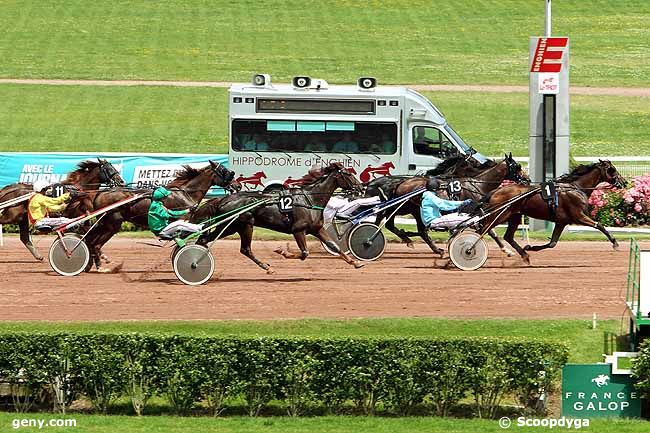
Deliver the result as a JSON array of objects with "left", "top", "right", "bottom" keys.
[
  {"left": 266, "top": 267, "right": 275, "bottom": 275},
  {"left": 100, "top": 254, "right": 112, "bottom": 264},
  {"left": 96, "top": 267, "right": 111, "bottom": 274},
  {"left": 613, "top": 242, "right": 620, "bottom": 251},
  {"left": 523, "top": 245, "right": 532, "bottom": 251},
  {"left": 522, "top": 255, "right": 531, "bottom": 265},
  {"left": 406, "top": 242, "right": 415, "bottom": 249},
  {"left": 502, "top": 248, "right": 515, "bottom": 257},
  {"left": 35, "top": 256, "right": 44, "bottom": 262},
  {"left": 353, "top": 261, "right": 365, "bottom": 268}
]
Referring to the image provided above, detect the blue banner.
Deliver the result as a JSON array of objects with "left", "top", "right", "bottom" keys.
[{"left": 0, "top": 152, "right": 229, "bottom": 194}]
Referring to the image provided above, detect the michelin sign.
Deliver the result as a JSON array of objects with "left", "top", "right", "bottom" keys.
[{"left": 0, "top": 152, "right": 228, "bottom": 192}]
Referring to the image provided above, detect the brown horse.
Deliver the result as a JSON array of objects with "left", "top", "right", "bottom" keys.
[
  {"left": 0, "top": 159, "right": 124, "bottom": 261},
  {"left": 479, "top": 160, "right": 626, "bottom": 264},
  {"left": 191, "top": 163, "right": 365, "bottom": 273},
  {"left": 82, "top": 161, "right": 236, "bottom": 271},
  {"left": 364, "top": 154, "right": 527, "bottom": 256}
]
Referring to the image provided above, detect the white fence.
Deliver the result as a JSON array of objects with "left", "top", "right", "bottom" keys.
[{"left": 502, "top": 156, "right": 650, "bottom": 179}]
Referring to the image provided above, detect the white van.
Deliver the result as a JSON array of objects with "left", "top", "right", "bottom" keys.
[{"left": 228, "top": 75, "right": 487, "bottom": 190}]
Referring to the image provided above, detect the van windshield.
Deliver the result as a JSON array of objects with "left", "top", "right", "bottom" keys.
[
  {"left": 231, "top": 119, "right": 398, "bottom": 155},
  {"left": 444, "top": 124, "right": 472, "bottom": 152}
]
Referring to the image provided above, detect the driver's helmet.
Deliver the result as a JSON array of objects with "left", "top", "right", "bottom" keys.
[
  {"left": 426, "top": 178, "right": 441, "bottom": 192},
  {"left": 33, "top": 180, "right": 50, "bottom": 193},
  {"left": 152, "top": 186, "right": 171, "bottom": 202}
]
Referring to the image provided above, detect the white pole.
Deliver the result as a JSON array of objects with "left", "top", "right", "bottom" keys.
[{"left": 545, "top": 0, "right": 552, "bottom": 37}]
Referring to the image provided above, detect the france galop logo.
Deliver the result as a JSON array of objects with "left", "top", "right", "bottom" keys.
[{"left": 591, "top": 374, "right": 610, "bottom": 388}]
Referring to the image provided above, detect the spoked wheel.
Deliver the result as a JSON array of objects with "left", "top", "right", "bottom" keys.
[
  {"left": 173, "top": 244, "right": 215, "bottom": 286},
  {"left": 49, "top": 234, "right": 90, "bottom": 276},
  {"left": 170, "top": 239, "right": 196, "bottom": 261},
  {"left": 347, "top": 222, "right": 386, "bottom": 261},
  {"left": 320, "top": 221, "right": 351, "bottom": 256},
  {"left": 448, "top": 230, "right": 489, "bottom": 271}
]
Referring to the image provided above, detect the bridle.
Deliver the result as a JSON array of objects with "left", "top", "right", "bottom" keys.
[{"left": 98, "top": 161, "right": 124, "bottom": 187}]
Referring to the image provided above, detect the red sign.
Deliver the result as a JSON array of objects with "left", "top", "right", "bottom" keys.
[{"left": 530, "top": 37, "right": 568, "bottom": 73}]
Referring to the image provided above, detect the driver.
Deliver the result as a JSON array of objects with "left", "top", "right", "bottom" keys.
[
  {"left": 421, "top": 179, "right": 473, "bottom": 230},
  {"left": 28, "top": 180, "right": 77, "bottom": 231},
  {"left": 148, "top": 186, "right": 202, "bottom": 239}
]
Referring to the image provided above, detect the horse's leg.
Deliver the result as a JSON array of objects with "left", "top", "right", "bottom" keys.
[
  {"left": 383, "top": 213, "right": 415, "bottom": 248},
  {"left": 415, "top": 215, "right": 444, "bottom": 257},
  {"left": 488, "top": 228, "right": 515, "bottom": 257},
  {"left": 502, "top": 213, "right": 530, "bottom": 264},
  {"left": 18, "top": 216, "right": 43, "bottom": 261},
  {"left": 315, "top": 226, "right": 364, "bottom": 268},
  {"left": 238, "top": 224, "right": 274, "bottom": 274},
  {"left": 573, "top": 214, "right": 619, "bottom": 250},
  {"left": 524, "top": 223, "right": 566, "bottom": 252}
]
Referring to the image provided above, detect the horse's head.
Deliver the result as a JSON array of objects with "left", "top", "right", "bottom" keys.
[
  {"left": 325, "top": 162, "right": 363, "bottom": 194},
  {"left": 504, "top": 153, "right": 529, "bottom": 184},
  {"left": 208, "top": 160, "right": 239, "bottom": 192},
  {"left": 70, "top": 159, "right": 124, "bottom": 188},
  {"left": 97, "top": 158, "right": 126, "bottom": 187},
  {"left": 597, "top": 159, "right": 626, "bottom": 188}
]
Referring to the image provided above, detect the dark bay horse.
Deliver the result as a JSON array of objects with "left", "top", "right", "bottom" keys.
[
  {"left": 0, "top": 159, "right": 124, "bottom": 261},
  {"left": 479, "top": 160, "right": 626, "bottom": 264},
  {"left": 82, "top": 161, "right": 236, "bottom": 271},
  {"left": 191, "top": 163, "right": 365, "bottom": 273},
  {"left": 364, "top": 154, "right": 526, "bottom": 256}
]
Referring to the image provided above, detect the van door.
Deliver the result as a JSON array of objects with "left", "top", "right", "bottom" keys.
[{"left": 406, "top": 125, "right": 461, "bottom": 174}]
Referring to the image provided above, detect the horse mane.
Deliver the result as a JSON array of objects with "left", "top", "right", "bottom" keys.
[
  {"left": 292, "top": 163, "right": 344, "bottom": 187},
  {"left": 63, "top": 160, "right": 102, "bottom": 183},
  {"left": 168, "top": 165, "right": 203, "bottom": 186},
  {"left": 556, "top": 163, "right": 598, "bottom": 182},
  {"left": 426, "top": 156, "right": 467, "bottom": 176},
  {"left": 425, "top": 157, "right": 494, "bottom": 176}
]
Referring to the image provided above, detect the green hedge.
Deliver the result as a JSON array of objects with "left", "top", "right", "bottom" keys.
[
  {"left": 0, "top": 333, "right": 568, "bottom": 418},
  {"left": 632, "top": 338, "right": 650, "bottom": 399}
]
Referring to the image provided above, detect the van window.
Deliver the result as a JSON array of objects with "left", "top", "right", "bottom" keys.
[
  {"left": 232, "top": 120, "right": 397, "bottom": 154},
  {"left": 412, "top": 126, "right": 459, "bottom": 158}
]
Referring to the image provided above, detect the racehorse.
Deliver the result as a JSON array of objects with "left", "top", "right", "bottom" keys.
[
  {"left": 0, "top": 159, "right": 124, "bottom": 261},
  {"left": 191, "top": 162, "right": 365, "bottom": 273},
  {"left": 478, "top": 160, "right": 626, "bottom": 264},
  {"left": 364, "top": 154, "right": 527, "bottom": 256},
  {"left": 82, "top": 161, "right": 236, "bottom": 271}
]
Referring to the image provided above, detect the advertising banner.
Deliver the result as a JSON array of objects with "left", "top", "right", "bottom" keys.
[
  {"left": 562, "top": 363, "right": 641, "bottom": 418},
  {"left": 0, "top": 152, "right": 229, "bottom": 194}
]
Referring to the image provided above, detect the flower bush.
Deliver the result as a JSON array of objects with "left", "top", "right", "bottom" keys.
[{"left": 588, "top": 174, "right": 650, "bottom": 227}]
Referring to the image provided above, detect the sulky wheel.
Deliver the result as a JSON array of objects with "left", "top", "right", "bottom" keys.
[
  {"left": 170, "top": 239, "right": 196, "bottom": 261},
  {"left": 320, "top": 221, "right": 351, "bottom": 256},
  {"left": 347, "top": 222, "right": 386, "bottom": 261},
  {"left": 173, "top": 244, "right": 215, "bottom": 286},
  {"left": 448, "top": 230, "right": 489, "bottom": 271},
  {"left": 49, "top": 234, "right": 90, "bottom": 276}
]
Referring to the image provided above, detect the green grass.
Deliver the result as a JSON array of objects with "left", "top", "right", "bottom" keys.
[
  {"left": 0, "top": 318, "right": 625, "bottom": 364},
  {"left": 1, "top": 1, "right": 649, "bottom": 87},
  {"left": 0, "top": 413, "right": 646, "bottom": 433},
  {"left": 1, "top": 85, "right": 649, "bottom": 156}
]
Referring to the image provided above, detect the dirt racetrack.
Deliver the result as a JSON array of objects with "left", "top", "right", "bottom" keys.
[{"left": 0, "top": 236, "right": 638, "bottom": 321}]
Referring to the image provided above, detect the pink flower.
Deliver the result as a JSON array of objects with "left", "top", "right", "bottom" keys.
[{"left": 635, "top": 203, "right": 643, "bottom": 212}]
